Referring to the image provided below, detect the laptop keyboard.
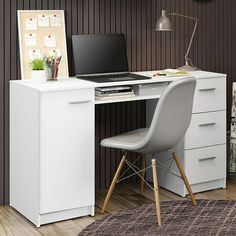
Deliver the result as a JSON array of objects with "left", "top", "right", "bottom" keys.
[
  {"left": 76, "top": 73, "right": 150, "bottom": 83},
  {"left": 77, "top": 73, "right": 129, "bottom": 79}
]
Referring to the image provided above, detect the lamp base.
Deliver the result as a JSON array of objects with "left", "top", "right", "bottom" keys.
[{"left": 177, "top": 62, "right": 199, "bottom": 71}]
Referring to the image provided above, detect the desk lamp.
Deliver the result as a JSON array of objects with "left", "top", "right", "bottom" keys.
[{"left": 155, "top": 10, "right": 199, "bottom": 71}]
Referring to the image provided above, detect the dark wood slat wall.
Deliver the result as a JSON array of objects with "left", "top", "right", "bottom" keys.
[
  {"left": 0, "top": 0, "right": 234, "bottom": 204},
  {"left": 0, "top": 0, "right": 5, "bottom": 205}
]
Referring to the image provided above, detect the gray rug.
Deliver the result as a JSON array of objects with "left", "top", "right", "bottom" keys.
[{"left": 79, "top": 200, "right": 236, "bottom": 236}]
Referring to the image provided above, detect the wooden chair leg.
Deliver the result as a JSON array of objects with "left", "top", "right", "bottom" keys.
[
  {"left": 151, "top": 159, "right": 162, "bottom": 226},
  {"left": 101, "top": 153, "right": 127, "bottom": 213},
  {"left": 140, "top": 155, "right": 145, "bottom": 195},
  {"left": 172, "top": 152, "right": 196, "bottom": 206}
]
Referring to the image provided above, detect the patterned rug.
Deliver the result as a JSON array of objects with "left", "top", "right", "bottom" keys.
[{"left": 79, "top": 200, "right": 236, "bottom": 236}]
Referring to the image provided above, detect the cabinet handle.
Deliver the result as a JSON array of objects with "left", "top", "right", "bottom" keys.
[
  {"left": 199, "top": 122, "right": 216, "bottom": 127},
  {"left": 69, "top": 100, "right": 91, "bottom": 104},
  {"left": 198, "top": 156, "right": 216, "bottom": 161},
  {"left": 198, "top": 88, "right": 216, "bottom": 92}
]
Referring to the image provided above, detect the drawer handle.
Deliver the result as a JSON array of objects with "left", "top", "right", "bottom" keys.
[
  {"left": 199, "top": 122, "right": 216, "bottom": 127},
  {"left": 69, "top": 100, "right": 91, "bottom": 104},
  {"left": 198, "top": 88, "right": 216, "bottom": 92},
  {"left": 198, "top": 156, "right": 216, "bottom": 162}
]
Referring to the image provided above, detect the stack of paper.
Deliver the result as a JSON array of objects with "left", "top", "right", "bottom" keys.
[{"left": 144, "top": 69, "right": 190, "bottom": 78}]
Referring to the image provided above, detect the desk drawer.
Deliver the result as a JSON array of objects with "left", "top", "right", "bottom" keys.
[
  {"left": 193, "top": 77, "right": 226, "bottom": 113},
  {"left": 133, "top": 82, "right": 169, "bottom": 96},
  {"left": 185, "top": 111, "right": 226, "bottom": 149},
  {"left": 185, "top": 145, "right": 226, "bottom": 185},
  {"left": 42, "top": 88, "right": 94, "bottom": 105}
]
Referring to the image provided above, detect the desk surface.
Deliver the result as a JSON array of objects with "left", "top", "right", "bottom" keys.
[{"left": 10, "top": 70, "right": 226, "bottom": 93}]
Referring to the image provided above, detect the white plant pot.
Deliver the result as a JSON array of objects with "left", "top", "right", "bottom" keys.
[{"left": 31, "top": 70, "right": 47, "bottom": 83}]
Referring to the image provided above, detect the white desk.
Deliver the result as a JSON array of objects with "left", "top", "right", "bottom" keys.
[{"left": 9, "top": 70, "right": 227, "bottom": 227}]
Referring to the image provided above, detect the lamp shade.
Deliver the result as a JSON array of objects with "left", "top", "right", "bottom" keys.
[{"left": 155, "top": 10, "right": 172, "bottom": 31}]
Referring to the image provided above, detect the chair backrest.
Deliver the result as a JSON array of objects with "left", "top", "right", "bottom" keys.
[{"left": 138, "top": 76, "right": 196, "bottom": 154}]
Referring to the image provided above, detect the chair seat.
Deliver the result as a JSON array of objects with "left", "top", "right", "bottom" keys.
[{"left": 100, "top": 128, "right": 148, "bottom": 151}]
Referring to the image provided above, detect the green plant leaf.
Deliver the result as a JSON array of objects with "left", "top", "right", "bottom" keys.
[{"left": 29, "top": 58, "right": 45, "bottom": 70}]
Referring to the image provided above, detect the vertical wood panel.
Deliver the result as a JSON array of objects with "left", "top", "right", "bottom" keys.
[
  {"left": 151, "top": 0, "right": 156, "bottom": 70},
  {"left": 146, "top": 0, "right": 152, "bottom": 71},
  {"left": 4, "top": 0, "right": 11, "bottom": 205},
  {"left": 165, "top": 0, "right": 171, "bottom": 68},
  {"left": 0, "top": 0, "right": 5, "bottom": 205},
  {"left": 156, "top": 0, "right": 161, "bottom": 69},
  {"left": 170, "top": 0, "right": 175, "bottom": 68},
  {"left": 141, "top": 0, "right": 146, "bottom": 70},
  {"left": 136, "top": 0, "right": 142, "bottom": 71},
  {"left": 83, "top": 0, "right": 89, "bottom": 34},
  {"left": 0, "top": 0, "right": 235, "bottom": 203},
  {"left": 99, "top": 104, "right": 104, "bottom": 188},
  {"left": 192, "top": 0, "right": 197, "bottom": 68}
]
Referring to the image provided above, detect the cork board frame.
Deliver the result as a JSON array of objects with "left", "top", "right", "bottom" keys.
[{"left": 18, "top": 10, "right": 69, "bottom": 80}]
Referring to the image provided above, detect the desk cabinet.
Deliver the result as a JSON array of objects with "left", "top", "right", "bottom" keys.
[
  {"left": 10, "top": 83, "right": 95, "bottom": 227},
  {"left": 147, "top": 75, "right": 227, "bottom": 196}
]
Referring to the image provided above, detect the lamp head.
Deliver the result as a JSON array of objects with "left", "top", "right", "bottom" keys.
[{"left": 155, "top": 10, "right": 172, "bottom": 31}]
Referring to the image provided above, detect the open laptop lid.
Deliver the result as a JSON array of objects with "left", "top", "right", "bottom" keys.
[{"left": 72, "top": 34, "right": 129, "bottom": 76}]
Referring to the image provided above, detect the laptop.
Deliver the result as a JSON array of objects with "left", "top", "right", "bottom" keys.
[{"left": 72, "top": 34, "right": 150, "bottom": 83}]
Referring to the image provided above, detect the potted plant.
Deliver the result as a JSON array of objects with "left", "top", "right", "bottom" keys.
[{"left": 29, "top": 58, "right": 46, "bottom": 82}]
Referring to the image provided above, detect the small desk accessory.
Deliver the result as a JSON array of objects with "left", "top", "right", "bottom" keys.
[
  {"left": 44, "top": 53, "right": 62, "bottom": 81},
  {"left": 29, "top": 58, "right": 47, "bottom": 82},
  {"left": 153, "top": 69, "right": 189, "bottom": 77},
  {"left": 155, "top": 10, "right": 199, "bottom": 71},
  {"left": 143, "top": 69, "right": 189, "bottom": 78}
]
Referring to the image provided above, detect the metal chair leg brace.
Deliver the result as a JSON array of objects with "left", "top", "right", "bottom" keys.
[
  {"left": 118, "top": 154, "right": 143, "bottom": 180},
  {"left": 116, "top": 158, "right": 154, "bottom": 191}
]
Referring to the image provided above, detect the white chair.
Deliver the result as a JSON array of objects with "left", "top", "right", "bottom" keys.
[{"left": 100, "top": 76, "right": 197, "bottom": 225}]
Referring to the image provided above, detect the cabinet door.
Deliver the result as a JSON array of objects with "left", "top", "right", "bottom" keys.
[{"left": 40, "top": 89, "right": 94, "bottom": 214}]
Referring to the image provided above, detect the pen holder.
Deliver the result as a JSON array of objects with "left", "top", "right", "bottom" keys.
[
  {"left": 44, "top": 54, "right": 62, "bottom": 81},
  {"left": 46, "top": 66, "right": 58, "bottom": 81}
]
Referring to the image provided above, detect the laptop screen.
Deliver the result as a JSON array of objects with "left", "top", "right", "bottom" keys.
[{"left": 72, "top": 34, "right": 129, "bottom": 75}]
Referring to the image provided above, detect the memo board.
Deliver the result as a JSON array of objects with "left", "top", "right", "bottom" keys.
[{"left": 18, "top": 10, "right": 69, "bottom": 80}]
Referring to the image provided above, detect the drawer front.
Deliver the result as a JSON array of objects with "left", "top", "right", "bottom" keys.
[
  {"left": 42, "top": 88, "right": 94, "bottom": 105},
  {"left": 185, "top": 111, "right": 226, "bottom": 149},
  {"left": 185, "top": 145, "right": 226, "bottom": 185},
  {"left": 134, "top": 82, "right": 169, "bottom": 96},
  {"left": 193, "top": 77, "right": 226, "bottom": 113}
]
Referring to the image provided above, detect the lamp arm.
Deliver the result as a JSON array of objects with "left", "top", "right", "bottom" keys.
[
  {"left": 169, "top": 12, "right": 199, "bottom": 21},
  {"left": 185, "top": 20, "right": 198, "bottom": 62},
  {"left": 169, "top": 12, "right": 198, "bottom": 64}
]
